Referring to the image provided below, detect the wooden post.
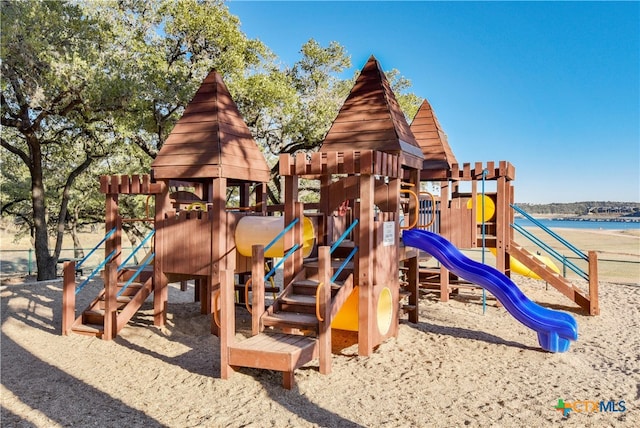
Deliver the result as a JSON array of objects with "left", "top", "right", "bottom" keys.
[
  {"left": 255, "top": 183, "right": 267, "bottom": 215},
  {"left": 357, "top": 173, "right": 374, "bottom": 356},
  {"left": 104, "top": 262, "right": 117, "bottom": 340},
  {"left": 105, "top": 188, "right": 121, "bottom": 266},
  {"left": 319, "top": 175, "right": 332, "bottom": 247},
  {"left": 471, "top": 178, "right": 478, "bottom": 248},
  {"left": 62, "top": 261, "right": 76, "bottom": 335},
  {"left": 495, "top": 175, "right": 508, "bottom": 274},
  {"left": 283, "top": 175, "right": 299, "bottom": 287},
  {"left": 153, "top": 181, "right": 170, "bottom": 327},
  {"left": 210, "top": 178, "right": 227, "bottom": 334},
  {"left": 407, "top": 255, "right": 419, "bottom": 323},
  {"left": 251, "top": 245, "right": 265, "bottom": 335},
  {"left": 439, "top": 179, "right": 451, "bottom": 302},
  {"left": 219, "top": 269, "right": 236, "bottom": 379},
  {"left": 588, "top": 251, "right": 600, "bottom": 315},
  {"left": 388, "top": 173, "right": 401, "bottom": 339},
  {"left": 318, "top": 246, "right": 332, "bottom": 374}
]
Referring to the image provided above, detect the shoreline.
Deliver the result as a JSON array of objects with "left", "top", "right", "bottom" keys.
[{"left": 516, "top": 213, "right": 640, "bottom": 224}]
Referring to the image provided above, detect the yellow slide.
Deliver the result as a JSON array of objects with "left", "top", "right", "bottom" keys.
[
  {"left": 468, "top": 195, "right": 560, "bottom": 279},
  {"left": 488, "top": 248, "right": 559, "bottom": 280}
]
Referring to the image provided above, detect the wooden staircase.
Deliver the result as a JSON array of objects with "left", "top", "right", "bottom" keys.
[
  {"left": 227, "top": 245, "right": 355, "bottom": 389},
  {"left": 63, "top": 262, "right": 154, "bottom": 339},
  {"left": 509, "top": 243, "right": 598, "bottom": 314}
]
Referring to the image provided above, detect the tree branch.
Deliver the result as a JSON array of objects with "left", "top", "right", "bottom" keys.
[
  {"left": 53, "top": 153, "right": 98, "bottom": 256},
  {"left": 0, "top": 136, "right": 31, "bottom": 166}
]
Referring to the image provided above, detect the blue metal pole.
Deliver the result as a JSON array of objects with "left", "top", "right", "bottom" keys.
[{"left": 481, "top": 169, "right": 488, "bottom": 314}]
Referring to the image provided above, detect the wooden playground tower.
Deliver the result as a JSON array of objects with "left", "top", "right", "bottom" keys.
[{"left": 62, "top": 55, "right": 599, "bottom": 389}]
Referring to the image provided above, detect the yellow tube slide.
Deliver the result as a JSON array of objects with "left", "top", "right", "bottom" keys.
[
  {"left": 466, "top": 194, "right": 496, "bottom": 223},
  {"left": 331, "top": 286, "right": 394, "bottom": 335},
  {"left": 489, "top": 248, "right": 560, "bottom": 280},
  {"left": 235, "top": 216, "right": 315, "bottom": 258}
]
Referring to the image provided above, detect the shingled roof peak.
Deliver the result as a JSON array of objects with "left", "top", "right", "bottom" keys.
[
  {"left": 410, "top": 99, "right": 458, "bottom": 171},
  {"left": 320, "top": 55, "right": 424, "bottom": 169},
  {"left": 151, "top": 70, "right": 271, "bottom": 183}
]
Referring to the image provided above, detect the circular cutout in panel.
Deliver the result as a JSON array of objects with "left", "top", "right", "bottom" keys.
[
  {"left": 377, "top": 287, "right": 393, "bottom": 336},
  {"left": 466, "top": 195, "right": 496, "bottom": 223}
]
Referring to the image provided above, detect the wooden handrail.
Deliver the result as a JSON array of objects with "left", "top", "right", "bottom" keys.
[
  {"left": 400, "top": 189, "right": 419, "bottom": 230},
  {"left": 213, "top": 291, "right": 221, "bottom": 328},
  {"left": 315, "top": 282, "right": 325, "bottom": 322},
  {"left": 244, "top": 278, "right": 253, "bottom": 314}
]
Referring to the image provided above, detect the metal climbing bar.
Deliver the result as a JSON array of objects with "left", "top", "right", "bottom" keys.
[
  {"left": 264, "top": 218, "right": 299, "bottom": 253},
  {"left": 511, "top": 204, "right": 587, "bottom": 261},
  {"left": 117, "top": 254, "right": 155, "bottom": 297},
  {"left": 265, "top": 243, "right": 301, "bottom": 282},
  {"left": 331, "top": 247, "right": 358, "bottom": 283},
  {"left": 75, "top": 249, "right": 117, "bottom": 295},
  {"left": 330, "top": 219, "right": 359, "bottom": 254},
  {"left": 511, "top": 222, "right": 588, "bottom": 281},
  {"left": 76, "top": 228, "right": 116, "bottom": 269},
  {"left": 118, "top": 229, "right": 155, "bottom": 272}
]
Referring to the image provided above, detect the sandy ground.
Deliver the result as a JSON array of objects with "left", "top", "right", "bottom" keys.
[
  {"left": 1, "top": 226, "right": 638, "bottom": 427},
  {"left": 1, "top": 272, "right": 639, "bottom": 427}
]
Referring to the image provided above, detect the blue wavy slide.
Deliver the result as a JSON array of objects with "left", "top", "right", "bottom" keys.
[{"left": 403, "top": 229, "right": 578, "bottom": 353}]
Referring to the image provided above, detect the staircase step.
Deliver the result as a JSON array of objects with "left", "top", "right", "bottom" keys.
[
  {"left": 99, "top": 295, "right": 134, "bottom": 303},
  {"left": 279, "top": 294, "right": 316, "bottom": 314},
  {"left": 304, "top": 260, "right": 354, "bottom": 270},
  {"left": 97, "top": 295, "right": 134, "bottom": 310},
  {"left": 291, "top": 280, "right": 342, "bottom": 299},
  {"left": 281, "top": 294, "right": 316, "bottom": 305},
  {"left": 228, "top": 332, "right": 318, "bottom": 372},
  {"left": 71, "top": 323, "right": 103, "bottom": 336},
  {"left": 83, "top": 309, "right": 104, "bottom": 325},
  {"left": 399, "top": 290, "right": 412, "bottom": 298},
  {"left": 115, "top": 284, "right": 142, "bottom": 296},
  {"left": 402, "top": 304, "right": 417, "bottom": 313},
  {"left": 263, "top": 312, "right": 319, "bottom": 330},
  {"left": 292, "top": 279, "right": 320, "bottom": 295}
]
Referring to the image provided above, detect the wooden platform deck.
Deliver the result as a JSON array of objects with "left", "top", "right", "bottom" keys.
[{"left": 228, "top": 332, "right": 318, "bottom": 389}]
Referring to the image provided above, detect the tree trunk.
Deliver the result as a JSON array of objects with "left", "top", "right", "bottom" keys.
[
  {"left": 30, "top": 140, "right": 57, "bottom": 280},
  {"left": 70, "top": 207, "right": 85, "bottom": 260}
]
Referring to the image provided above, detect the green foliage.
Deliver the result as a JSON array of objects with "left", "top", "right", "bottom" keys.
[
  {"left": 1, "top": 0, "right": 423, "bottom": 276},
  {"left": 516, "top": 202, "right": 640, "bottom": 216},
  {"left": 84, "top": 0, "right": 271, "bottom": 158}
]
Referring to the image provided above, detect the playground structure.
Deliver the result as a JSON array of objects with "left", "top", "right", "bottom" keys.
[{"left": 62, "top": 56, "right": 599, "bottom": 388}]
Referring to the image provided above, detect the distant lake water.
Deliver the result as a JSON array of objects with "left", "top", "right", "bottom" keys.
[{"left": 514, "top": 217, "right": 640, "bottom": 231}]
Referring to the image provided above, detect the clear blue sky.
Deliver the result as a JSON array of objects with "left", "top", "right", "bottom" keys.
[{"left": 227, "top": 1, "right": 639, "bottom": 204}]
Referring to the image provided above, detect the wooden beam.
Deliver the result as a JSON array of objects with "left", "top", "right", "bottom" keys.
[
  {"left": 251, "top": 245, "right": 265, "bottom": 335},
  {"left": 104, "top": 262, "right": 117, "bottom": 340},
  {"left": 318, "top": 246, "right": 332, "bottom": 375},
  {"left": 357, "top": 173, "right": 374, "bottom": 356},
  {"left": 61, "top": 261, "right": 76, "bottom": 335},
  {"left": 219, "top": 269, "right": 236, "bottom": 380},
  {"left": 588, "top": 251, "right": 600, "bottom": 315},
  {"left": 153, "top": 181, "right": 170, "bottom": 327}
]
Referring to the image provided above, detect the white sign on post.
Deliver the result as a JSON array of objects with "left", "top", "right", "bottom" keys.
[{"left": 383, "top": 221, "right": 395, "bottom": 246}]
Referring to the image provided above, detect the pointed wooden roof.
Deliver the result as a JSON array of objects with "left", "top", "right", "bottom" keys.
[
  {"left": 410, "top": 99, "right": 457, "bottom": 171},
  {"left": 152, "top": 70, "right": 271, "bottom": 183},
  {"left": 320, "top": 55, "right": 424, "bottom": 170}
]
